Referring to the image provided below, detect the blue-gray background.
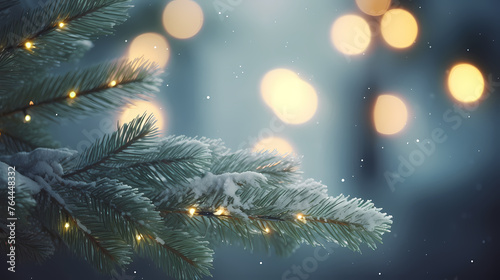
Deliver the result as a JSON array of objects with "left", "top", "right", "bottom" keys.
[{"left": 2, "top": 0, "right": 500, "bottom": 279}]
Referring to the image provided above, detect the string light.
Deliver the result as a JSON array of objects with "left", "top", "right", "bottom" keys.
[
  {"left": 214, "top": 207, "right": 225, "bottom": 216},
  {"left": 64, "top": 222, "right": 70, "bottom": 229},
  {"left": 25, "top": 41, "right": 33, "bottom": 49},
  {"left": 264, "top": 227, "right": 270, "bottom": 234},
  {"left": 296, "top": 213, "right": 307, "bottom": 223},
  {"left": 24, "top": 114, "right": 31, "bottom": 122},
  {"left": 109, "top": 80, "right": 117, "bottom": 87},
  {"left": 136, "top": 234, "right": 142, "bottom": 241},
  {"left": 29, "top": 101, "right": 34, "bottom": 105},
  {"left": 188, "top": 207, "right": 196, "bottom": 216},
  {"left": 58, "top": 22, "right": 65, "bottom": 28},
  {"left": 68, "top": 91, "right": 76, "bottom": 99}
]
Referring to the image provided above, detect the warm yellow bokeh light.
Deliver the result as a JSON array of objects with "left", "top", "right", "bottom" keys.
[
  {"left": 381, "top": 9, "right": 418, "bottom": 49},
  {"left": 58, "top": 22, "right": 65, "bottom": 28},
  {"left": 330, "top": 14, "right": 371, "bottom": 55},
  {"left": 373, "top": 94, "right": 408, "bottom": 135},
  {"left": 25, "top": 42, "right": 33, "bottom": 49},
  {"left": 260, "top": 68, "right": 297, "bottom": 107},
  {"left": 128, "top": 33, "right": 170, "bottom": 68},
  {"left": 447, "top": 63, "right": 484, "bottom": 103},
  {"left": 24, "top": 114, "right": 31, "bottom": 122},
  {"left": 252, "top": 137, "right": 294, "bottom": 155},
  {"left": 64, "top": 222, "right": 70, "bottom": 229},
  {"left": 260, "top": 68, "right": 318, "bottom": 124},
  {"left": 109, "top": 80, "right": 117, "bottom": 87},
  {"left": 136, "top": 235, "right": 141, "bottom": 241},
  {"left": 119, "top": 100, "right": 166, "bottom": 132},
  {"left": 68, "top": 91, "right": 76, "bottom": 99},
  {"left": 163, "top": 0, "right": 204, "bottom": 39},
  {"left": 356, "top": 0, "right": 391, "bottom": 16}
]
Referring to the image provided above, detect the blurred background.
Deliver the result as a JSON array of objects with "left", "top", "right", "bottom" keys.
[{"left": 4, "top": 0, "right": 500, "bottom": 279}]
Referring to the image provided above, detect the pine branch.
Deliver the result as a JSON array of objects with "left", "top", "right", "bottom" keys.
[
  {"left": 56, "top": 178, "right": 213, "bottom": 278},
  {"left": 0, "top": 225, "right": 55, "bottom": 264},
  {"left": 136, "top": 230, "right": 213, "bottom": 280},
  {"left": 0, "top": 58, "right": 162, "bottom": 121},
  {"left": 103, "top": 136, "right": 213, "bottom": 197},
  {"left": 0, "top": 0, "right": 133, "bottom": 88},
  {"left": 211, "top": 150, "right": 302, "bottom": 186},
  {"left": 165, "top": 211, "right": 301, "bottom": 257},
  {"left": 196, "top": 137, "right": 231, "bottom": 163},
  {"left": 157, "top": 172, "right": 392, "bottom": 252},
  {"left": 63, "top": 113, "right": 159, "bottom": 179},
  {"left": 64, "top": 178, "right": 163, "bottom": 244},
  {"left": 0, "top": 118, "right": 59, "bottom": 155},
  {"left": 36, "top": 186, "right": 133, "bottom": 273},
  {"left": 0, "top": 0, "right": 19, "bottom": 12}
]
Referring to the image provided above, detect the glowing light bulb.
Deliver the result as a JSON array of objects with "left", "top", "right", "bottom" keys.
[
  {"left": 296, "top": 214, "right": 303, "bottom": 220},
  {"left": 59, "top": 22, "right": 65, "bottom": 28},
  {"left": 69, "top": 91, "right": 76, "bottom": 99},
  {"left": 25, "top": 42, "right": 33, "bottom": 49},
  {"left": 188, "top": 208, "right": 196, "bottom": 216},
  {"left": 24, "top": 114, "right": 31, "bottom": 122},
  {"left": 109, "top": 80, "right": 117, "bottom": 87},
  {"left": 136, "top": 235, "right": 141, "bottom": 241},
  {"left": 64, "top": 222, "right": 70, "bottom": 229},
  {"left": 29, "top": 101, "right": 34, "bottom": 106},
  {"left": 214, "top": 207, "right": 225, "bottom": 216},
  {"left": 264, "top": 227, "right": 270, "bottom": 233}
]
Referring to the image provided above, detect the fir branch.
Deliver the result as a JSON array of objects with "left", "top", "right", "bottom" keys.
[
  {"left": 0, "top": 0, "right": 133, "bottom": 86},
  {"left": 0, "top": 0, "right": 19, "bottom": 12},
  {"left": 195, "top": 137, "right": 231, "bottom": 163},
  {"left": 157, "top": 173, "right": 392, "bottom": 252},
  {"left": 103, "top": 136, "right": 212, "bottom": 197},
  {"left": 0, "top": 118, "right": 59, "bottom": 155},
  {"left": 56, "top": 178, "right": 214, "bottom": 278},
  {"left": 36, "top": 187, "right": 133, "bottom": 272},
  {"left": 164, "top": 211, "right": 301, "bottom": 257},
  {"left": 136, "top": 230, "right": 213, "bottom": 280},
  {"left": 0, "top": 225, "right": 55, "bottom": 264},
  {"left": 63, "top": 178, "right": 163, "bottom": 244},
  {"left": 211, "top": 150, "right": 302, "bottom": 186},
  {"left": 0, "top": 58, "right": 162, "bottom": 121},
  {"left": 63, "top": 113, "right": 159, "bottom": 179}
]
